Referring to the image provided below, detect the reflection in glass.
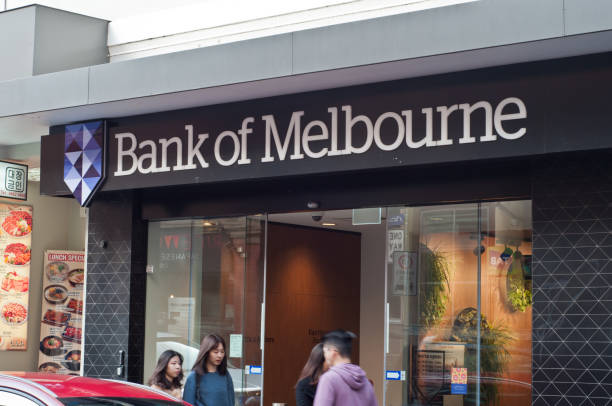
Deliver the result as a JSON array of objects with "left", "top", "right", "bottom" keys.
[
  {"left": 144, "top": 217, "right": 265, "bottom": 405},
  {"left": 385, "top": 201, "right": 532, "bottom": 406}
]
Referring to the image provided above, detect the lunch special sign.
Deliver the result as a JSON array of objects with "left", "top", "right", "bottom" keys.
[
  {"left": 0, "top": 203, "right": 32, "bottom": 351},
  {"left": 38, "top": 250, "right": 84, "bottom": 374}
]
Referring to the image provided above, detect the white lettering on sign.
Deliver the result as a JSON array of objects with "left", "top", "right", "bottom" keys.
[{"left": 113, "top": 98, "right": 527, "bottom": 176}]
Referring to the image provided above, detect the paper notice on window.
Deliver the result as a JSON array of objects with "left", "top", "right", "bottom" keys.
[{"left": 230, "top": 334, "right": 243, "bottom": 358}]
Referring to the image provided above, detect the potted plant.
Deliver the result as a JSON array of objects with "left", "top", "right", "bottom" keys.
[
  {"left": 506, "top": 250, "right": 532, "bottom": 312},
  {"left": 419, "top": 246, "right": 450, "bottom": 328},
  {"left": 449, "top": 307, "right": 513, "bottom": 405}
]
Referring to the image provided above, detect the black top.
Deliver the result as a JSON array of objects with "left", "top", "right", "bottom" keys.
[{"left": 295, "top": 377, "right": 317, "bottom": 406}]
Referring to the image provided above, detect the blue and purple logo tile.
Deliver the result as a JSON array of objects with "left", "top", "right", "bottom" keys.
[{"left": 63, "top": 121, "right": 105, "bottom": 206}]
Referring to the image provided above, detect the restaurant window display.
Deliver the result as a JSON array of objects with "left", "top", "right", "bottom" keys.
[{"left": 385, "top": 200, "right": 532, "bottom": 406}]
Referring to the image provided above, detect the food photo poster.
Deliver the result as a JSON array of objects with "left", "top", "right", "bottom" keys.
[
  {"left": 0, "top": 204, "right": 32, "bottom": 351},
  {"left": 38, "top": 250, "right": 84, "bottom": 374}
]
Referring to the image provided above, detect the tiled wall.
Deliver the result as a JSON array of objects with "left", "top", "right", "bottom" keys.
[
  {"left": 532, "top": 152, "right": 612, "bottom": 406},
  {"left": 84, "top": 191, "right": 147, "bottom": 382}
]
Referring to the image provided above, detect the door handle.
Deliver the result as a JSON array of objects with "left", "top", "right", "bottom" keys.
[
  {"left": 260, "top": 303, "right": 265, "bottom": 351},
  {"left": 116, "top": 350, "right": 125, "bottom": 377},
  {"left": 385, "top": 302, "right": 389, "bottom": 354}
]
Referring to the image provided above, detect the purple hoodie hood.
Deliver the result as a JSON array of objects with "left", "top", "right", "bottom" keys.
[
  {"left": 329, "top": 363, "right": 369, "bottom": 390},
  {"left": 313, "top": 362, "right": 378, "bottom": 406}
]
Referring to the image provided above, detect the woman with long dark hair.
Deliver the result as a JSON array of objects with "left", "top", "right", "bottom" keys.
[
  {"left": 296, "top": 343, "right": 327, "bottom": 406},
  {"left": 148, "top": 350, "right": 184, "bottom": 399},
  {"left": 183, "top": 334, "right": 234, "bottom": 406}
]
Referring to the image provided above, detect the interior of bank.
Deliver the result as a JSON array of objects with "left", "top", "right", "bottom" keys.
[{"left": 143, "top": 200, "right": 533, "bottom": 406}]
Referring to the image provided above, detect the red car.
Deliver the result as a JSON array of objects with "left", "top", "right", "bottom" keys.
[{"left": 0, "top": 372, "right": 191, "bottom": 406}]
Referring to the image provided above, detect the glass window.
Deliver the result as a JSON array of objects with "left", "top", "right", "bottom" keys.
[
  {"left": 385, "top": 201, "right": 532, "bottom": 406},
  {"left": 144, "top": 216, "right": 265, "bottom": 405},
  {"left": 0, "top": 390, "right": 42, "bottom": 406}
]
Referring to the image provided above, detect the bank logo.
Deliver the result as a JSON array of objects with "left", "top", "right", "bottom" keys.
[{"left": 63, "top": 121, "right": 106, "bottom": 206}]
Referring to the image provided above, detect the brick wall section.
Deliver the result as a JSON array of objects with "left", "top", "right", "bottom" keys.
[
  {"left": 531, "top": 152, "right": 612, "bottom": 406},
  {"left": 84, "top": 191, "right": 147, "bottom": 381}
]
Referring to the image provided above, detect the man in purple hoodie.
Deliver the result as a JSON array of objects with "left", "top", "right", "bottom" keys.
[{"left": 313, "top": 330, "right": 378, "bottom": 406}]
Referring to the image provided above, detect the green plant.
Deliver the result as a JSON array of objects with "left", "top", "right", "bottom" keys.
[
  {"left": 507, "top": 250, "right": 532, "bottom": 312},
  {"left": 419, "top": 247, "right": 450, "bottom": 328},
  {"left": 507, "top": 286, "right": 532, "bottom": 311},
  {"left": 450, "top": 308, "right": 514, "bottom": 406}
]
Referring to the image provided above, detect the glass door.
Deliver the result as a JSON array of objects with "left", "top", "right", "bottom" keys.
[
  {"left": 385, "top": 204, "right": 480, "bottom": 406},
  {"left": 144, "top": 215, "right": 267, "bottom": 405}
]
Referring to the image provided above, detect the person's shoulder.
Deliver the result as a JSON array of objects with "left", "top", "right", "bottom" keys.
[
  {"left": 318, "top": 369, "right": 338, "bottom": 386},
  {"left": 296, "top": 377, "right": 311, "bottom": 389},
  {"left": 185, "top": 370, "right": 197, "bottom": 382}
]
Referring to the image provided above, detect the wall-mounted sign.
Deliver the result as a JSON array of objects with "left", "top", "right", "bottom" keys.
[
  {"left": 245, "top": 365, "right": 262, "bottom": 375},
  {"left": 41, "top": 60, "right": 612, "bottom": 197},
  {"left": 38, "top": 250, "right": 85, "bottom": 374},
  {"left": 385, "top": 370, "right": 406, "bottom": 381},
  {"left": 388, "top": 214, "right": 404, "bottom": 228},
  {"left": 63, "top": 121, "right": 106, "bottom": 207},
  {"left": 392, "top": 251, "right": 417, "bottom": 295},
  {"left": 388, "top": 230, "right": 404, "bottom": 262},
  {"left": 0, "top": 161, "right": 27, "bottom": 201},
  {"left": 0, "top": 204, "right": 32, "bottom": 351}
]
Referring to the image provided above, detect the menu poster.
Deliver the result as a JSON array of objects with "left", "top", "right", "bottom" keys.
[
  {"left": 0, "top": 204, "right": 32, "bottom": 351},
  {"left": 38, "top": 250, "right": 84, "bottom": 374}
]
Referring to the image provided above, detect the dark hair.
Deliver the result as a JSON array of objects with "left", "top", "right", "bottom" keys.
[
  {"left": 192, "top": 334, "right": 228, "bottom": 375},
  {"left": 322, "top": 330, "right": 357, "bottom": 358},
  {"left": 148, "top": 350, "right": 184, "bottom": 390},
  {"left": 296, "top": 343, "right": 325, "bottom": 386}
]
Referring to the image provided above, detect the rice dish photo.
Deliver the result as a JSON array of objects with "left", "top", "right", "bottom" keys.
[
  {"left": 3, "top": 243, "right": 31, "bottom": 266},
  {"left": 2, "top": 210, "right": 32, "bottom": 237},
  {"left": 1, "top": 302, "right": 27, "bottom": 325},
  {"left": 40, "top": 335, "right": 64, "bottom": 356},
  {"left": 44, "top": 285, "right": 68, "bottom": 305},
  {"left": 38, "top": 362, "right": 62, "bottom": 373}
]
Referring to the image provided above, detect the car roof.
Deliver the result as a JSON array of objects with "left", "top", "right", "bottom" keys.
[{"left": 0, "top": 372, "right": 177, "bottom": 400}]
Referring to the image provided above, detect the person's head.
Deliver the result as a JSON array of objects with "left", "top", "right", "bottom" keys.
[
  {"left": 321, "top": 330, "right": 356, "bottom": 366},
  {"left": 148, "top": 350, "right": 184, "bottom": 389},
  {"left": 296, "top": 343, "right": 326, "bottom": 386},
  {"left": 193, "top": 334, "right": 228, "bottom": 375}
]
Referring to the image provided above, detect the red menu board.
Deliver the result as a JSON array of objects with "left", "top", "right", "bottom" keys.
[
  {"left": 0, "top": 204, "right": 32, "bottom": 351},
  {"left": 38, "top": 250, "right": 84, "bottom": 374}
]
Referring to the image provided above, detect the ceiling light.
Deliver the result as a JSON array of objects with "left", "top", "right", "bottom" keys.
[
  {"left": 203, "top": 221, "right": 213, "bottom": 226},
  {"left": 322, "top": 222, "right": 336, "bottom": 226}
]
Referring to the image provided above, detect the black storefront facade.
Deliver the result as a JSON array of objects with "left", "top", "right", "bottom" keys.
[{"left": 40, "top": 53, "right": 612, "bottom": 406}]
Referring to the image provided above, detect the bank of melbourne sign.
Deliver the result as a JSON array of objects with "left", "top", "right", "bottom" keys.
[
  {"left": 41, "top": 57, "right": 612, "bottom": 196},
  {"left": 113, "top": 97, "right": 525, "bottom": 178}
]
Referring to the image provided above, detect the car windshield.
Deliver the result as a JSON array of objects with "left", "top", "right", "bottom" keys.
[{"left": 59, "top": 398, "right": 183, "bottom": 406}]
